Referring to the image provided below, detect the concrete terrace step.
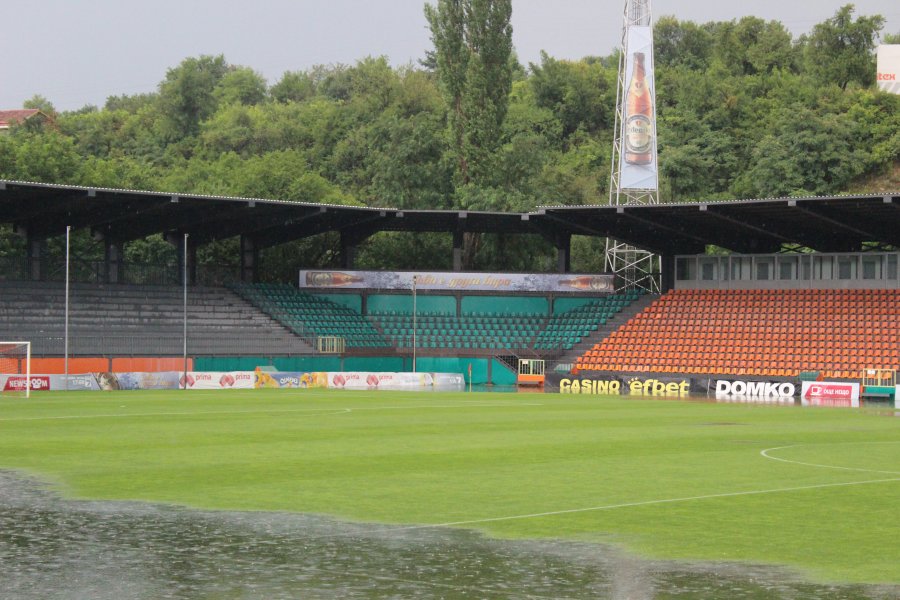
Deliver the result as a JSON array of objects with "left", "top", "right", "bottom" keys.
[
  {"left": 0, "top": 282, "right": 314, "bottom": 356},
  {"left": 551, "top": 294, "right": 659, "bottom": 369}
]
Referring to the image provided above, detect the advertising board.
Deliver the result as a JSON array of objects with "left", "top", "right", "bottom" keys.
[
  {"left": 1, "top": 374, "right": 101, "bottom": 392},
  {"left": 2, "top": 375, "right": 51, "bottom": 392},
  {"left": 801, "top": 381, "right": 860, "bottom": 408},
  {"left": 549, "top": 374, "right": 704, "bottom": 398},
  {"left": 179, "top": 371, "right": 255, "bottom": 390},
  {"left": 619, "top": 24, "right": 658, "bottom": 190},
  {"left": 255, "top": 371, "right": 328, "bottom": 389},
  {"left": 714, "top": 380, "right": 796, "bottom": 401},
  {"left": 300, "top": 270, "right": 614, "bottom": 293},
  {"left": 327, "top": 372, "right": 431, "bottom": 389}
]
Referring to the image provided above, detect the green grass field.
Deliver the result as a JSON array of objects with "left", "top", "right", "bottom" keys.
[{"left": 0, "top": 389, "right": 898, "bottom": 584}]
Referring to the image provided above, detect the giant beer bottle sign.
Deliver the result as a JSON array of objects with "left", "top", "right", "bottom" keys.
[
  {"left": 624, "top": 53, "right": 652, "bottom": 164},
  {"left": 619, "top": 25, "right": 658, "bottom": 190}
]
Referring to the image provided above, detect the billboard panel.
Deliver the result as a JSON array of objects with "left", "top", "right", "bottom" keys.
[
  {"left": 255, "top": 371, "right": 328, "bottom": 389},
  {"left": 714, "top": 380, "right": 797, "bottom": 400},
  {"left": 801, "top": 381, "right": 860, "bottom": 408},
  {"left": 0, "top": 374, "right": 101, "bottom": 392},
  {"left": 179, "top": 372, "right": 256, "bottom": 390},
  {"left": 548, "top": 374, "right": 705, "bottom": 397},
  {"left": 619, "top": 25, "right": 658, "bottom": 190},
  {"left": 300, "top": 270, "right": 614, "bottom": 293},
  {"left": 877, "top": 45, "right": 900, "bottom": 94}
]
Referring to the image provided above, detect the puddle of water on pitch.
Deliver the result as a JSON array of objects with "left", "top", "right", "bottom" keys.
[{"left": 1, "top": 472, "right": 896, "bottom": 600}]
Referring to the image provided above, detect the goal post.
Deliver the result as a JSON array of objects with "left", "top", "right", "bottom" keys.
[{"left": 0, "top": 341, "right": 31, "bottom": 398}]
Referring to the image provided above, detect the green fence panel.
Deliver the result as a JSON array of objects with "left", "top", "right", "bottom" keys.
[
  {"left": 368, "top": 294, "right": 455, "bottom": 315},
  {"left": 461, "top": 295, "right": 548, "bottom": 316},
  {"left": 413, "top": 357, "right": 488, "bottom": 384},
  {"left": 312, "top": 293, "right": 362, "bottom": 313},
  {"left": 344, "top": 357, "right": 405, "bottom": 371},
  {"left": 490, "top": 358, "right": 518, "bottom": 385},
  {"left": 553, "top": 296, "right": 601, "bottom": 314}
]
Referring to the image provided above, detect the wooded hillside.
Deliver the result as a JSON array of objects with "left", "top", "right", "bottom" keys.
[{"left": 1, "top": 4, "right": 896, "bottom": 274}]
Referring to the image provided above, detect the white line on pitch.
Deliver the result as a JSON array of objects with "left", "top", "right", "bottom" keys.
[
  {"left": 387, "top": 478, "right": 900, "bottom": 532},
  {"left": 0, "top": 402, "right": 542, "bottom": 422},
  {"left": 760, "top": 442, "right": 900, "bottom": 476}
]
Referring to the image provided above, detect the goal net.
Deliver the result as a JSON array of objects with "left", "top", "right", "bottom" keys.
[{"left": 0, "top": 341, "right": 31, "bottom": 398}]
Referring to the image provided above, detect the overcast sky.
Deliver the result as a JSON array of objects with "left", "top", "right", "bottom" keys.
[{"left": 3, "top": 0, "right": 898, "bottom": 111}]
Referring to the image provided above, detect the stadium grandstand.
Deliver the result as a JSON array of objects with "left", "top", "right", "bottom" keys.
[{"left": 0, "top": 179, "right": 897, "bottom": 387}]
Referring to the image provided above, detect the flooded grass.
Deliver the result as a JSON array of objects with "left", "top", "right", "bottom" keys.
[{"left": 2, "top": 471, "right": 898, "bottom": 599}]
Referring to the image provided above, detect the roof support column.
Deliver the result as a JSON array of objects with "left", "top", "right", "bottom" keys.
[
  {"left": 104, "top": 239, "right": 124, "bottom": 284},
  {"left": 452, "top": 229, "right": 464, "bottom": 272},
  {"left": 240, "top": 235, "right": 259, "bottom": 283},
  {"left": 660, "top": 254, "right": 675, "bottom": 293},
  {"left": 555, "top": 233, "right": 571, "bottom": 273},
  {"left": 25, "top": 234, "right": 45, "bottom": 282},
  {"left": 168, "top": 233, "right": 196, "bottom": 286},
  {"left": 340, "top": 231, "right": 357, "bottom": 269}
]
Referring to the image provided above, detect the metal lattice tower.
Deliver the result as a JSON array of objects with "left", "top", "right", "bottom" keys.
[{"left": 606, "top": 0, "right": 660, "bottom": 293}]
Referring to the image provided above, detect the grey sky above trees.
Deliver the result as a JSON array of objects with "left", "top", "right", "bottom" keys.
[{"left": 2, "top": 0, "right": 897, "bottom": 111}]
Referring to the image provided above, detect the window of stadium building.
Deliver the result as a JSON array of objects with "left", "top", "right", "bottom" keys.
[{"left": 675, "top": 252, "right": 900, "bottom": 289}]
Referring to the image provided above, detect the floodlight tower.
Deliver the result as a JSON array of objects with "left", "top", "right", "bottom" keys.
[{"left": 607, "top": 0, "right": 660, "bottom": 292}]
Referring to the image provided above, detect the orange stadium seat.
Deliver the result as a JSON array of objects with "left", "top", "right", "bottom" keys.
[{"left": 573, "top": 289, "right": 900, "bottom": 379}]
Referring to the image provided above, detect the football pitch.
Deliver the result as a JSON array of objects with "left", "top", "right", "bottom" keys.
[{"left": 0, "top": 389, "right": 898, "bottom": 585}]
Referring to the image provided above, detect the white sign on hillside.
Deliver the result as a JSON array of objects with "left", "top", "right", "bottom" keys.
[{"left": 877, "top": 45, "right": 900, "bottom": 94}]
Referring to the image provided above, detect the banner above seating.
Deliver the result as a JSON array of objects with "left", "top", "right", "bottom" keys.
[{"left": 300, "top": 270, "right": 615, "bottom": 293}]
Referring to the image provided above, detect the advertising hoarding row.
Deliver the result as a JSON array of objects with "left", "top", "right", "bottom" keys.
[
  {"left": 548, "top": 374, "right": 867, "bottom": 407},
  {"left": 2, "top": 371, "right": 465, "bottom": 392},
  {"left": 257, "top": 371, "right": 464, "bottom": 391}
]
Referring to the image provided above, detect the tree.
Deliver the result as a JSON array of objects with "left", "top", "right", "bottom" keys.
[
  {"left": 270, "top": 71, "right": 317, "bottom": 104},
  {"left": 654, "top": 16, "right": 714, "bottom": 70},
  {"left": 214, "top": 67, "right": 268, "bottom": 106},
  {"left": 425, "top": 0, "right": 469, "bottom": 183},
  {"left": 0, "top": 131, "right": 82, "bottom": 183},
  {"left": 425, "top": 0, "right": 513, "bottom": 268},
  {"left": 732, "top": 104, "right": 867, "bottom": 197},
  {"left": 801, "top": 4, "right": 885, "bottom": 90},
  {"left": 425, "top": 0, "right": 513, "bottom": 187},
  {"left": 158, "top": 54, "right": 230, "bottom": 139},
  {"left": 23, "top": 94, "right": 57, "bottom": 116},
  {"left": 529, "top": 52, "right": 614, "bottom": 139}
]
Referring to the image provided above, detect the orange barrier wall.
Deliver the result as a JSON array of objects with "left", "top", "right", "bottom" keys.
[
  {"left": 29, "top": 357, "right": 193, "bottom": 374},
  {"left": 111, "top": 357, "right": 193, "bottom": 372},
  {"left": 31, "top": 358, "right": 109, "bottom": 374}
]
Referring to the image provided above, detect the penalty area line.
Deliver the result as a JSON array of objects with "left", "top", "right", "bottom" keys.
[{"left": 393, "top": 477, "right": 900, "bottom": 532}]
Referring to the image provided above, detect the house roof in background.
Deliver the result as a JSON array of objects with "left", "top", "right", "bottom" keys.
[{"left": 0, "top": 109, "right": 45, "bottom": 128}]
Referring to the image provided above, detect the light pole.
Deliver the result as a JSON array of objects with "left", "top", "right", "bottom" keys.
[
  {"left": 182, "top": 233, "right": 188, "bottom": 389},
  {"left": 64, "top": 225, "right": 70, "bottom": 391},
  {"left": 412, "top": 274, "right": 417, "bottom": 373}
]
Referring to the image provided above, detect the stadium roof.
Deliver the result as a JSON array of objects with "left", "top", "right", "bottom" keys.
[
  {"left": 1, "top": 179, "right": 897, "bottom": 255},
  {"left": 532, "top": 194, "right": 900, "bottom": 255}
]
